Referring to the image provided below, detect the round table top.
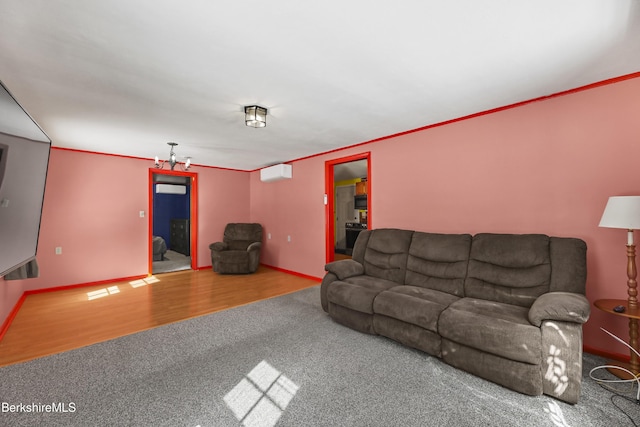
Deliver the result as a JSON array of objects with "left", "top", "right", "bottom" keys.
[{"left": 594, "top": 299, "right": 640, "bottom": 320}]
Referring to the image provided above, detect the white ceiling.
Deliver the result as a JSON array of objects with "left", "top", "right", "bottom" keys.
[
  {"left": 1, "top": 1, "right": 639, "bottom": 171},
  {"left": 334, "top": 159, "right": 367, "bottom": 183}
]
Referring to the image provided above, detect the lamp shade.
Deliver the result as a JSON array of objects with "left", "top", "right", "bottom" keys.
[{"left": 599, "top": 196, "right": 640, "bottom": 229}]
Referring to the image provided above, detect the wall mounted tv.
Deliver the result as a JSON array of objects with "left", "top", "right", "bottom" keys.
[{"left": 0, "top": 80, "right": 51, "bottom": 277}]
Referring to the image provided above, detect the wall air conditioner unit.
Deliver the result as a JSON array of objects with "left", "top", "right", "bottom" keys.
[
  {"left": 156, "top": 184, "right": 187, "bottom": 195},
  {"left": 260, "top": 163, "right": 292, "bottom": 182}
]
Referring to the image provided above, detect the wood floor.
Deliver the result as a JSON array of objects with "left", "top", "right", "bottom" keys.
[
  {"left": 0, "top": 266, "right": 320, "bottom": 367},
  {"left": 334, "top": 252, "right": 352, "bottom": 261}
]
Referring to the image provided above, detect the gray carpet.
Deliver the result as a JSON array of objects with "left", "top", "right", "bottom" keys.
[
  {"left": 0, "top": 286, "right": 638, "bottom": 427},
  {"left": 152, "top": 249, "right": 191, "bottom": 274}
]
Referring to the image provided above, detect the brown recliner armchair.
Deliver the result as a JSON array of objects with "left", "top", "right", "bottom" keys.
[{"left": 209, "top": 223, "right": 263, "bottom": 274}]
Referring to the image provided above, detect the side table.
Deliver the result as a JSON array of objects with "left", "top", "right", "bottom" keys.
[{"left": 593, "top": 299, "right": 640, "bottom": 378}]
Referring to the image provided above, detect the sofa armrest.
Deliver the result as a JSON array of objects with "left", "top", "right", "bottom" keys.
[
  {"left": 325, "top": 259, "right": 364, "bottom": 280},
  {"left": 528, "top": 292, "right": 591, "bottom": 327},
  {"left": 209, "top": 242, "right": 228, "bottom": 252},
  {"left": 247, "top": 242, "right": 262, "bottom": 252}
]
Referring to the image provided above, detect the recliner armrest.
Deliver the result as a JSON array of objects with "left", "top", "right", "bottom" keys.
[
  {"left": 209, "top": 242, "right": 228, "bottom": 252},
  {"left": 247, "top": 242, "right": 262, "bottom": 252},
  {"left": 325, "top": 259, "right": 364, "bottom": 280},
  {"left": 528, "top": 292, "right": 590, "bottom": 327}
]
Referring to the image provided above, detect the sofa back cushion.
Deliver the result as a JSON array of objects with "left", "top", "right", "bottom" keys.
[
  {"left": 224, "top": 223, "right": 263, "bottom": 244},
  {"left": 353, "top": 228, "right": 413, "bottom": 284},
  {"left": 405, "top": 232, "right": 472, "bottom": 296},
  {"left": 549, "top": 237, "right": 587, "bottom": 294},
  {"left": 465, "top": 234, "right": 551, "bottom": 307}
]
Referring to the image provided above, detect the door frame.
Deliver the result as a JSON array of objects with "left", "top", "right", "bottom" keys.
[
  {"left": 148, "top": 168, "right": 199, "bottom": 274},
  {"left": 324, "top": 152, "right": 371, "bottom": 263}
]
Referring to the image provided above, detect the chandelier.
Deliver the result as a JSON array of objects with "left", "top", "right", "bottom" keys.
[{"left": 154, "top": 142, "right": 191, "bottom": 171}]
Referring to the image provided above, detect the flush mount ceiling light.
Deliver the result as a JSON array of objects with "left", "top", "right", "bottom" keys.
[
  {"left": 245, "top": 105, "right": 267, "bottom": 128},
  {"left": 154, "top": 142, "right": 191, "bottom": 171}
]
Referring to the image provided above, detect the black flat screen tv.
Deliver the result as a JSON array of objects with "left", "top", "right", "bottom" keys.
[{"left": 0, "top": 81, "right": 51, "bottom": 277}]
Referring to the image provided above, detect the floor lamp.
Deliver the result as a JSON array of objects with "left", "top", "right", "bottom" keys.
[{"left": 599, "top": 195, "right": 640, "bottom": 377}]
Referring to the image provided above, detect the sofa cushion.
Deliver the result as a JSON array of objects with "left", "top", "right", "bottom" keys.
[
  {"left": 217, "top": 250, "right": 248, "bottom": 263},
  {"left": 362, "top": 229, "right": 414, "bottom": 284},
  {"left": 465, "top": 234, "right": 551, "bottom": 307},
  {"left": 441, "top": 339, "right": 543, "bottom": 396},
  {"left": 329, "top": 303, "right": 376, "bottom": 335},
  {"left": 438, "top": 297, "right": 541, "bottom": 365},
  {"left": 223, "top": 223, "right": 263, "bottom": 242},
  {"left": 373, "top": 315, "right": 442, "bottom": 356},
  {"left": 405, "top": 232, "right": 472, "bottom": 296},
  {"left": 327, "top": 276, "right": 398, "bottom": 314},
  {"left": 227, "top": 240, "right": 253, "bottom": 251},
  {"left": 373, "top": 286, "right": 459, "bottom": 332},
  {"left": 549, "top": 237, "right": 588, "bottom": 294}
]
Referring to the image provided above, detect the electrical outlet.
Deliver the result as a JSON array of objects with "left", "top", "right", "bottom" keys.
[{"left": 287, "top": 235, "right": 291, "bottom": 243}]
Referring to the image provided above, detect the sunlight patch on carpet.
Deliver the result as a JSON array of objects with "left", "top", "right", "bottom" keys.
[
  {"left": 224, "top": 360, "right": 299, "bottom": 427},
  {"left": 544, "top": 400, "right": 569, "bottom": 427}
]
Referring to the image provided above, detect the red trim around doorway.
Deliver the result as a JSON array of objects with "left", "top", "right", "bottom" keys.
[
  {"left": 324, "top": 152, "right": 371, "bottom": 264},
  {"left": 148, "top": 169, "right": 199, "bottom": 274}
]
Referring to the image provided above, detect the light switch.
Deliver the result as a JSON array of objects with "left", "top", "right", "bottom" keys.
[
  {"left": 0, "top": 198, "right": 9, "bottom": 208},
  {"left": 55, "top": 247, "right": 62, "bottom": 255},
  {"left": 139, "top": 210, "right": 145, "bottom": 217}
]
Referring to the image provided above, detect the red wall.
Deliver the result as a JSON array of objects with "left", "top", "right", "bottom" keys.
[
  {"left": 197, "top": 166, "right": 251, "bottom": 267},
  {"left": 250, "top": 75, "right": 640, "bottom": 356},
  {"left": 250, "top": 157, "right": 327, "bottom": 275},
  {"left": 0, "top": 148, "right": 250, "bottom": 324},
  {"left": 2, "top": 75, "right": 639, "bottom": 357}
]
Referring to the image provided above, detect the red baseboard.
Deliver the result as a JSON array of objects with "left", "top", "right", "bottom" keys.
[
  {"left": 200, "top": 262, "right": 322, "bottom": 281},
  {"left": 261, "top": 264, "right": 322, "bottom": 282},
  {"left": 0, "top": 274, "right": 147, "bottom": 342},
  {"left": 2, "top": 272, "right": 628, "bottom": 359},
  {"left": 23, "top": 274, "right": 148, "bottom": 296},
  {"left": 0, "top": 293, "right": 27, "bottom": 342},
  {"left": 583, "top": 345, "right": 629, "bottom": 363}
]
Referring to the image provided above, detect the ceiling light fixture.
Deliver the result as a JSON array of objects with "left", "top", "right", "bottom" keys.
[
  {"left": 154, "top": 142, "right": 191, "bottom": 171},
  {"left": 245, "top": 105, "right": 267, "bottom": 128}
]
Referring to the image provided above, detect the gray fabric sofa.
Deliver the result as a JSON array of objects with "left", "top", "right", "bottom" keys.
[{"left": 320, "top": 228, "right": 590, "bottom": 404}]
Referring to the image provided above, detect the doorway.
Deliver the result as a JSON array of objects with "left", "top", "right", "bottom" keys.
[
  {"left": 148, "top": 169, "right": 198, "bottom": 275},
  {"left": 325, "top": 152, "right": 371, "bottom": 263}
]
